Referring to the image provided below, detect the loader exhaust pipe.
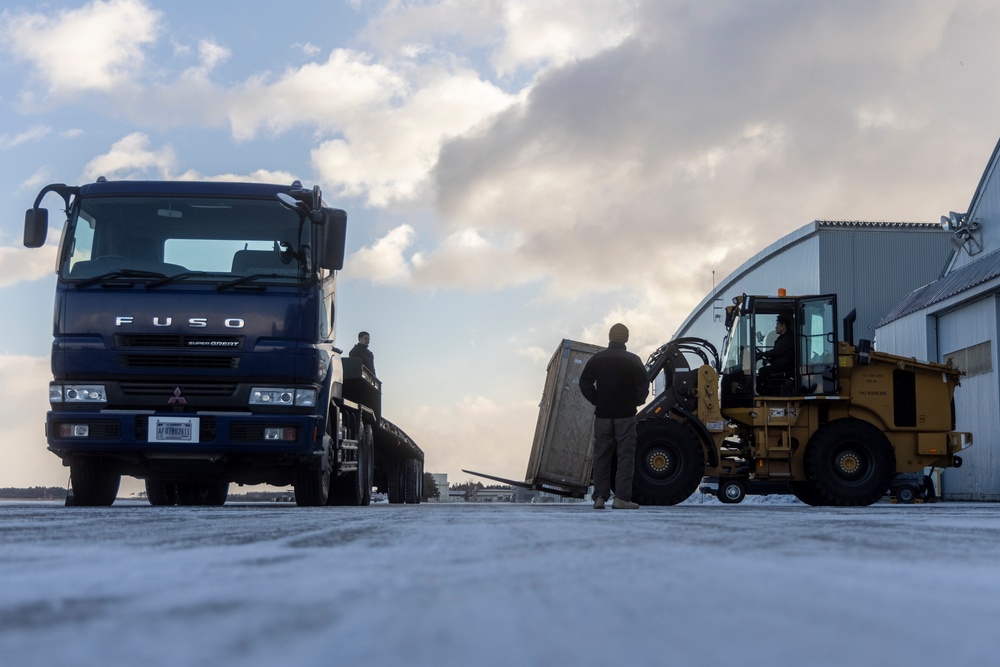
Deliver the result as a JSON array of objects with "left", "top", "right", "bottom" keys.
[{"left": 843, "top": 309, "right": 857, "bottom": 347}]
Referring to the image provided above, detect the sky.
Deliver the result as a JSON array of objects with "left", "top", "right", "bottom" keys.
[
  {"left": 2, "top": 0, "right": 1000, "bottom": 491},
  {"left": 2, "top": 500, "right": 999, "bottom": 665}
]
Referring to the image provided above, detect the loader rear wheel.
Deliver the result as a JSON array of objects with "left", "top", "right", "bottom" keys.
[
  {"left": 790, "top": 481, "right": 826, "bottom": 506},
  {"left": 804, "top": 419, "right": 894, "bottom": 507},
  {"left": 70, "top": 458, "right": 120, "bottom": 507},
  {"left": 632, "top": 419, "right": 704, "bottom": 506}
]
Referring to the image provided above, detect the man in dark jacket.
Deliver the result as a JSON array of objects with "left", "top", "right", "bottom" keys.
[
  {"left": 758, "top": 316, "right": 793, "bottom": 388},
  {"left": 579, "top": 323, "right": 649, "bottom": 510},
  {"left": 349, "top": 331, "right": 375, "bottom": 375}
]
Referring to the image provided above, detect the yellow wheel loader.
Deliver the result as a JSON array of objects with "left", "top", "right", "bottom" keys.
[{"left": 634, "top": 293, "right": 972, "bottom": 507}]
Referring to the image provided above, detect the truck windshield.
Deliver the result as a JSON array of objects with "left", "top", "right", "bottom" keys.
[{"left": 61, "top": 195, "right": 307, "bottom": 283}]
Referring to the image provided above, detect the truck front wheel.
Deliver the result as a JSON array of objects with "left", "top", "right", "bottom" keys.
[
  {"left": 70, "top": 458, "right": 120, "bottom": 507},
  {"left": 293, "top": 462, "right": 331, "bottom": 506}
]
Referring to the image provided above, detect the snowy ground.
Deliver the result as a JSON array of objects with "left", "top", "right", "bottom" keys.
[{"left": 1, "top": 499, "right": 998, "bottom": 666}]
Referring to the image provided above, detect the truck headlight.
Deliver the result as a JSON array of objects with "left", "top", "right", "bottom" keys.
[
  {"left": 249, "top": 388, "right": 317, "bottom": 407},
  {"left": 50, "top": 384, "right": 107, "bottom": 403}
]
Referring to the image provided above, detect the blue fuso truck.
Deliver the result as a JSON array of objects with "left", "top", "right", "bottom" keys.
[{"left": 23, "top": 179, "right": 423, "bottom": 506}]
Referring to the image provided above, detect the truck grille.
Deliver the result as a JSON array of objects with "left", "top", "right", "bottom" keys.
[
  {"left": 115, "top": 334, "right": 244, "bottom": 349},
  {"left": 119, "top": 382, "right": 238, "bottom": 397},
  {"left": 119, "top": 354, "right": 239, "bottom": 369}
]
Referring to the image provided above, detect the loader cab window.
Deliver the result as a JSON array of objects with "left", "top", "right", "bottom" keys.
[
  {"left": 721, "top": 310, "right": 755, "bottom": 407},
  {"left": 798, "top": 296, "right": 838, "bottom": 395}
]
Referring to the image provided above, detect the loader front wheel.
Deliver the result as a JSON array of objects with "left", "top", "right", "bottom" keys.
[
  {"left": 804, "top": 419, "right": 894, "bottom": 507},
  {"left": 632, "top": 419, "right": 704, "bottom": 505}
]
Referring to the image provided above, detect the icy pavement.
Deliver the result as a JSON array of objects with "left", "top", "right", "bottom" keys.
[{"left": 1, "top": 500, "right": 998, "bottom": 666}]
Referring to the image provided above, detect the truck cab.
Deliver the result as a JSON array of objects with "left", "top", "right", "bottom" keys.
[{"left": 21, "top": 179, "right": 400, "bottom": 506}]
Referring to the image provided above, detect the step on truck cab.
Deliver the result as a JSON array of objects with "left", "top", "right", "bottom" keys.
[{"left": 24, "top": 179, "right": 423, "bottom": 506}]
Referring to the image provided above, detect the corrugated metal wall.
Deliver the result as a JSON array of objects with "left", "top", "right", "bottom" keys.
[
  {"left": 819, "top": 227, "right": 952, "bottom": 341},
  {"left": 937, "top": 297, "right": 999, "bottom": 500}
]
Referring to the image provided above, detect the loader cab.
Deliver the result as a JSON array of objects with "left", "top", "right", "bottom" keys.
[{"left": 721, "top": 294, "right": 839, "bottom": 407}]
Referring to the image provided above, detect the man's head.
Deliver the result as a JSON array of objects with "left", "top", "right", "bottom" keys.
[
  {"left": 609, "top": 323, "right": 629, "bottom": 344},
  {"left": 775, "top": 316, "right": 790, "bottom": 334},
  {"left": 358, "top": 331, "right": 370, "bottom": 345}
]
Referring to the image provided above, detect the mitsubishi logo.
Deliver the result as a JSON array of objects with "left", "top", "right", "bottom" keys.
[{"left": 168, "top": 388, "right": 187, "bottom": 405}]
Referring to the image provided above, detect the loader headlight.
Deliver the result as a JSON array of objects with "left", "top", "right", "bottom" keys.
[
  {"left": 50, "top": 384, "right": 107, "bottom": 403},
  {"left": 249, "top": 387, "right": 317, "bottom": 407}
]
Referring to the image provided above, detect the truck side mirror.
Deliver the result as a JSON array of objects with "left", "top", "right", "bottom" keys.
[
  {"left": 724, "top": 305, "right": 736, "bottom": 329},
  {"left": 24, "top": 208, "right": 48, "bottom": 248},
  {"left": 319, "top": 208, "right": 347, "bottom": 271}
]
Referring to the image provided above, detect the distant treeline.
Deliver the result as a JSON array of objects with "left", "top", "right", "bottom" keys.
[{"left": 0, "top": 487, "right": 68, "bottom": 500}]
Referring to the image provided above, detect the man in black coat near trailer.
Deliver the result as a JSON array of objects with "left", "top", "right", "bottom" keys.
[
  {"left": 349, "top": 331, "right": 376, "bottom": 375},
  {"left": 579, "top": 323, "right": 650, "bottom": 510}
]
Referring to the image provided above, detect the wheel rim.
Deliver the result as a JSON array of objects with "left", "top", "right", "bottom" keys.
[
  {"left": 640, "top": 445, "right": 677, "bottom": 483},
  {"left": 723, "top": 484, "right": 742, "bottom": 501},
  {"left": 831, "top": 446, "right": 872, "bottom": 485}
]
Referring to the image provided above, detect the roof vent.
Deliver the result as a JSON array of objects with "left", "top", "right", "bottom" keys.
[{"left": 96, "top": 176, "right": 107, "bottom": 183}]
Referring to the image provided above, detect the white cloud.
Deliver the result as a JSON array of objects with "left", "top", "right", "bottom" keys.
[
  {"left": 81, "top": 132, "right": 178, "bottom": 181},
  {"left": 516, "top": 345, "right": 550, "bottom": 364},
  {"left": 0, "top": 125, "right": 52, "bottom": 149},
  {"left": 346, "top": 225, "right": 416, "bottom": 285},
  {"left": 0, "top": 243, "right": 57, "bottom": 288},
  {"left": 19, "top": 166, "right": 52, "bottom": 192},
  {"left": 0, "top": 355, "right": 65, "bottom": 487},
  {"left": 0, "top": 0, "right": 160, "bottom": 95}
]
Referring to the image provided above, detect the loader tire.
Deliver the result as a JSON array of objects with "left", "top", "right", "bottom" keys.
[
  {"left": 70, "top": 458, "right": 120, "bottom": 507},
  {"left": 632, "top": 419, "right": 704, "bottom": 506},
  {"left": 804, "top": 418, "right": 895, "bottom": 507},
  {"left": 790, "top": 481, "right": 826, "bottom": 507}
]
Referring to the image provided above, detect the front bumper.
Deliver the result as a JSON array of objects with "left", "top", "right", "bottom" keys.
[{"left": 46, "top": 409, "right": 324, "bottom": 458}]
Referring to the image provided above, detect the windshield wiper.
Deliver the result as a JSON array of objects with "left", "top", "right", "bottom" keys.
[
  {"left": 216, "top": 273, "right": 302, "bottom": 291},
  {"left": 145, "top": 271, "right": 233, "bottom": 289},
  {"left": 74, "top": 269, "right": 167, "bottom": 288}
]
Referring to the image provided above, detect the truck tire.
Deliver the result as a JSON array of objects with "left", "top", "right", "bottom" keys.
[
  {"left": 145, "top": 479, "right": 178, "bottom": 506},
  {"left": 173, "top": 482, "right": 229, "bottom": 506},
  {"left": 388, "top": 459, "right": 405, "bottom": 504},
  {"left": 717, "top": 479, "right": 746, "bottom": 504},
  {"left": 330, "top": 430, "right": 372, "bottom": 506},
  {"left": 293, "top": 462, "right": 331, "bottom": 506},
  {"left": 404, "top": 458, "right": 422, "bottom": 504},
  {"left": 632, "top": 419, "right": 704, "bottom": 505},
  {"left": 804, "top": 418, "right": 895, "bottom": 507},
  {"left": 70, "top": 458, "right": 120, "bottom": 507},
  {"left": 361, "top": 425, "right": 374, "bottom": 506}
]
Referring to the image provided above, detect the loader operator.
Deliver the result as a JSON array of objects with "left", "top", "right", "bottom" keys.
[
  {"left": 757, "top": 316, "right": 793, "bottom": 389},
  {"left": 579, "top": 323, "right": 650, "bottom": 510}
]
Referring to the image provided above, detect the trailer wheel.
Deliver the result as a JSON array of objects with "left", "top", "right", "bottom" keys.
[
  {"left": 387, "top": 460, "right": 405, "bottom": 504},
  {"left": 895, "top": 485, "right": 916, "bottom": 504},
  {"left": 145, "top": 479, "right": 178, "bottom": 506},
  {"left": 717, "top": 479, "right": 745, "bottom": 504},
  {"left": 632, "top": 419, "right": 704, "bottom": 506},
  {"left": 361, "top": 425, "right": 374, "bottom": 506},
  {"left": 804, "top": 418, "right": 895, "bottom": 507},
  {"left": 293, "top": 461, "right": 331, "bottom": 506},
  {"left": 404, "top": 458, "right": 423, "bottom": 504},
  {"left": 70, "top": 458, "right": 120, "bottom": 507}
]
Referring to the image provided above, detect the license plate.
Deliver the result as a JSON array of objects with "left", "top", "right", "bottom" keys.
[{"left": 149, "top": 416, "right": 200, "bottom": 443}]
